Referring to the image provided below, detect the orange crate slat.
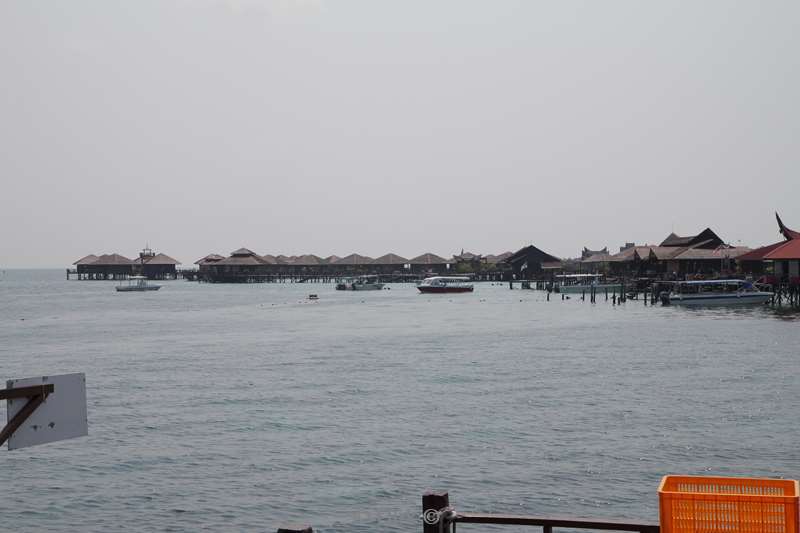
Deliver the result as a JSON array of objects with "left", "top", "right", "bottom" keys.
[{"left": 659, "top": 476, "right": 800, "bottom": 533}]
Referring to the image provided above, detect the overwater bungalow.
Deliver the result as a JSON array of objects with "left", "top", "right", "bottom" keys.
[
  {"left": 371, "top": 253, "right": 409, "bottom": 275},
  {"left": 135, "top": 247, "right": 181, "bottom": 279},
  {"left": 79, "top": 253, "right": 135, "bottom": 280},
  {"left": 409, "top": 253, "right": 450, "bottom": 275},
  {"left": 205, "top": 248, "right": 273, "bottom": 282},
  {"left": 333, "top": 253, "right": 375, "bottom": 275}
]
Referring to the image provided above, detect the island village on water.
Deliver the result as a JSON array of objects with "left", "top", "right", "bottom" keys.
[{"left": 66, "top": 212, "right": 800, "bottom": 307}]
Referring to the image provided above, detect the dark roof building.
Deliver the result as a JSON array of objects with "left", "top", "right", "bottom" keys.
[
  {"left": 504, "top": 245, "right": 561, "bottom": 278},
  {"left": 660, "top": 228, "right": 723, "bottom": 248}
]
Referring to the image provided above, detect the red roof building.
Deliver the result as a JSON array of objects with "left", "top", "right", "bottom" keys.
[{"left": 738, "top": 213, "right": 800, "bottom": 282}]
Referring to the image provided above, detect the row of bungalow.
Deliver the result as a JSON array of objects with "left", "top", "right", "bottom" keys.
[
  {"left": 578, "top": 213, "right": 800, "bottom": 283},
  {"left": 70, "top": 248, "right": 181, "bottom": 280},
  {"left": 68, "top": 214, "right": 799, "bottom": 284},
  {"left": 194, "top": 249, "right": 516, "bottom": 282}
]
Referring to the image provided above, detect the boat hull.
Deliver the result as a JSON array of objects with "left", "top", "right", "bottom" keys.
[
  {"left": 352, "top": 284, "right": 384, "bottom": 291},
  {"left": 116, "top": 286, "right": 161, "bottom": 292},
  {"left": 667, "top": 292, "right": 772, "bottom": 306},
  {"left": 417, "top": 286, "right": 474, "bottom": 294}
]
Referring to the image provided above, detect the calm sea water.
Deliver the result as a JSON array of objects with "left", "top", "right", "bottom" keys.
[{"left": 1, "top": 269, "right": 799, "bottom": 532}]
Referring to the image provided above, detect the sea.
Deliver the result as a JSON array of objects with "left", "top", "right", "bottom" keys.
[{"left": 1, "top": 269, "right": 799, "bottom": 532}]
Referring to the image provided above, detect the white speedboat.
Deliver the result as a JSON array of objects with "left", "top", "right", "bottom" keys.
[
  {"left": 417, "top": 276, "right": 473, "bottom": 294},
  {"left": 116, "top": 276, "right": 161, "bottom": 292},
  {"left": 663, "top": 280, "right": 772, "bottom": 306}
]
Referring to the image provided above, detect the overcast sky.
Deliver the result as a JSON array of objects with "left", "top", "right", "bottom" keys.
[{"left": 1, "top": 1, "right": 798, "bottom": 267}]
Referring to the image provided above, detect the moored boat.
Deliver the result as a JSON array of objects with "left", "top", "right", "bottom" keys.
[
  {"left": 662, "top": 279, "right": 772, "bottom": 306},
  {"left": 115, "top": 276, "right": 161, "bottom": 292},
  {"left": 417, "top": 276, "right": 474, "bottom": 294},
  {"left": 553, "top": 274, "right": 622, "bottom": 294},
  {"left": 335, "top": 275, "right": 384, "bottom": 291}
]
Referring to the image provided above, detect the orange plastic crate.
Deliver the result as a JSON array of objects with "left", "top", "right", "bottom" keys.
[{"left": 659, "top": 476, "right": 800, "bottom": 533}]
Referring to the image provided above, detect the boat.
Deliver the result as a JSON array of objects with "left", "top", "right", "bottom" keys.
[
  {"left": 335, "top": 275, "right": 384, "bottom": 291},
  {"left": 115, "top": 276, "right": 161, "bottom": 292},
  {"left": 662, "top": 279, "right": 772, "bottom": 306},
  {"left": 554, "top": 274, "right": 622, "bottom": 294},
  {"left": 417, "top": 276, "right": 474, "bottom": 294}
]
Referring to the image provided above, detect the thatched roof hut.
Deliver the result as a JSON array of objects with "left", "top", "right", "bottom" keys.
[
  {"left": 141, "top": 253, "right": 180, "bottom": 265},
  {"left": 373, "top": 253, "right": 408, "bottom": 265},
  {"left": 293, "top": 254, "right": 324, "bottom": 266},
  {"left": 335, "top": 253, "right": 374, "bottom": 265},
  {"left": 195, "top": 254, "right": 225, "bottom": 265},
  {"left": 485, "top": 252, "right": 512, "bottom": 264},
  {"left": 215, "top": 248, "right": 272, "bottom": 266},
  {"left": 409, "top": 253, "right": 448, "bottom": 265},
  {"left": 73, "top": 254, "right": 99, "bottom": 266},
  {"left": 92, "top": 253, "right": 135, "bottom": 265}
]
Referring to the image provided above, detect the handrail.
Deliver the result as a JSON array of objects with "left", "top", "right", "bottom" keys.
[
  {"left": 453, "top": 512, "right": 659, "bottom": 533},
  {"left": 422, "top": 491, "right": 659, "bottom": 533}
]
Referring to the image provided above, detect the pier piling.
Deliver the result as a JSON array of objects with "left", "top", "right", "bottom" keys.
[{"left": 423, "top": 491, "right": 452, "bottom": 533}]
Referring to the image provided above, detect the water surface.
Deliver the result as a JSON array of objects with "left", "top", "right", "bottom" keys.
[{"left": 1, "top": 270, "right": 798, "bottom": 532}]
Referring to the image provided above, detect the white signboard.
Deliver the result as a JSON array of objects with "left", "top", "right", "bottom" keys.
[{"left": 6, "top": 373, "right": 88, "bottom": 450}]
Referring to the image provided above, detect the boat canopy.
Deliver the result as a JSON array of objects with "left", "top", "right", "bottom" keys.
[
  {"left": 677, "top": 279, "right": 753, "bottom": 288},
  {"left": 555, "top": 274, "right": 603, "bottom": 279}
]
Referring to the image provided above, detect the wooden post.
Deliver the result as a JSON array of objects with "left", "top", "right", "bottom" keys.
[{"left": 423, "top": 491, "right": 451, "bottom": 533}]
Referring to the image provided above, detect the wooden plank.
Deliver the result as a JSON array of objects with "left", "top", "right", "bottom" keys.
[
  {"left": 0, "top": 384, "right": 54, "bottom": 401},
  {"left": 0, "top": 394, "right": 46, "bottom": 447},
  {"left": 453, "top": 513, "right": 659, "bottom": 533}
]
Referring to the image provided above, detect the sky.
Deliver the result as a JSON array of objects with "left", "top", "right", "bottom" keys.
[{"left": 1, "top": 0, "right": 798, "bottom": 268}]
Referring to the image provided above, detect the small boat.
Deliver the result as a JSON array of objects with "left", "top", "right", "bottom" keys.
[
  {"left": 554, "top": 274, "right": 622, "bottom": 294},
  {"left": 335, "top": 276, "right": 384, "bottom": 291},
  {"left": 308, "top": 294, "right": 319, "bottom": 300},
  {"left": 116, "top": 276, "right": 161, "bottom": 292},
  {"left": 662, "top": 279, "right": 772, "bottom": 306},
  {"left": 417, "top": 276, "right": 474, "bottom": 294}
]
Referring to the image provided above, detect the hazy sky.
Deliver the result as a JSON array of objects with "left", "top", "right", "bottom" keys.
[{"left": 1, "top": 1, "right": 798, "bottom": 267}]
